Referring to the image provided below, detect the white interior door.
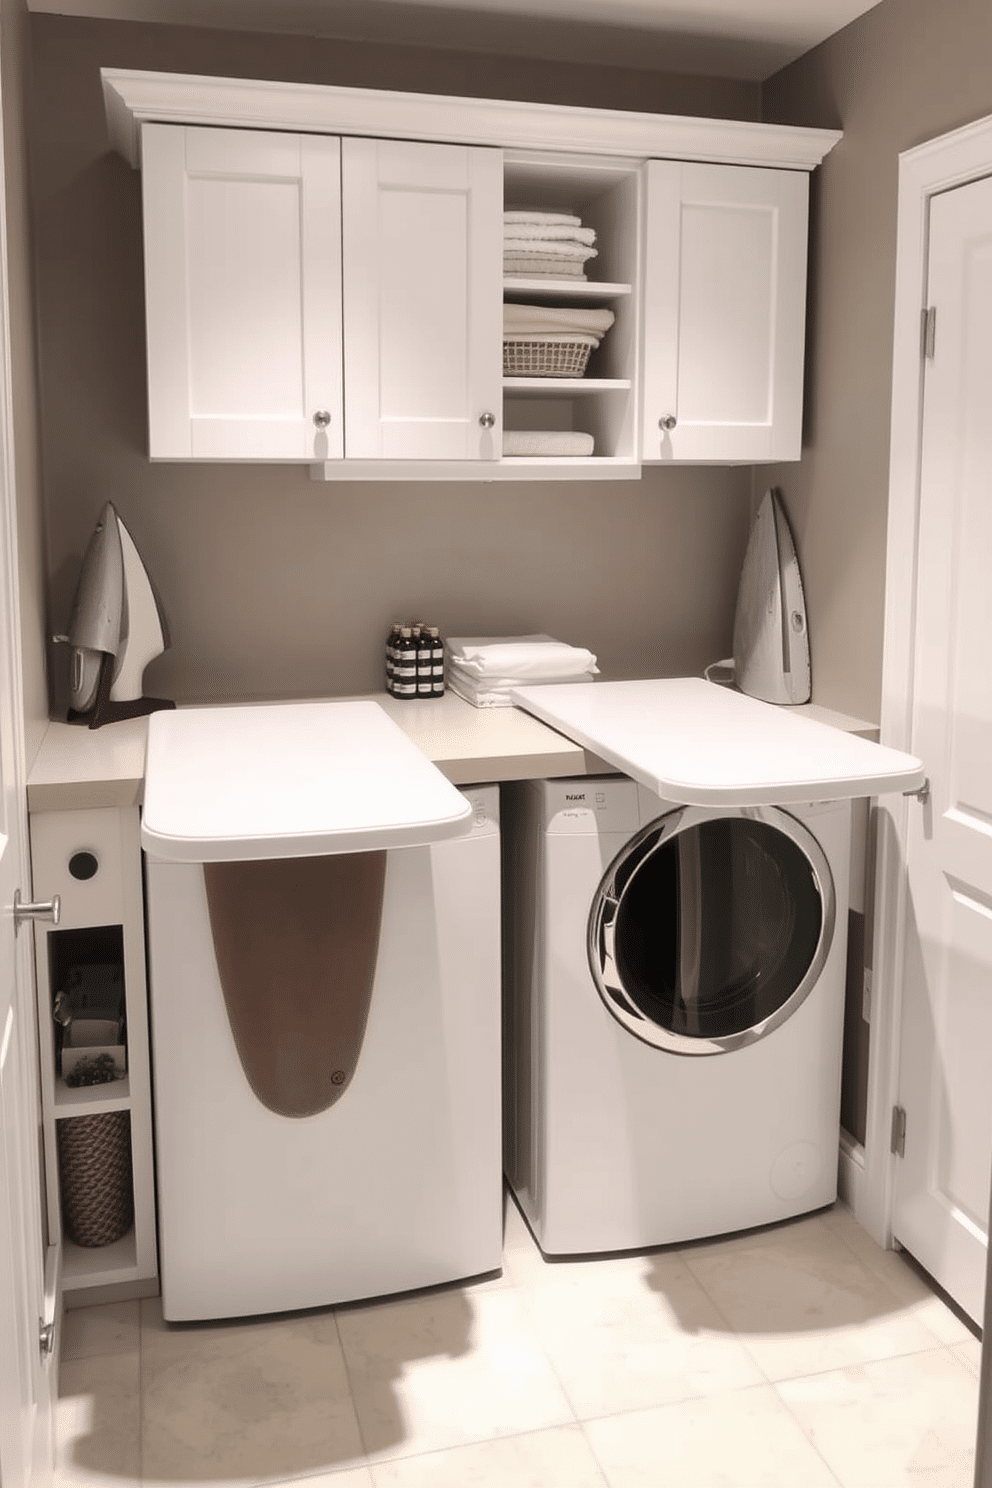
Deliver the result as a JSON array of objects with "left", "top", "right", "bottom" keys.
[
  {"left": 892, "top": 171, "right": 992, "bottom": 1325},
  {"left": 0, "top": 175, "right": 58, "bottom": 1488},
  {"left": 341, "top": 137, "right": 503, "bottom": 460}
]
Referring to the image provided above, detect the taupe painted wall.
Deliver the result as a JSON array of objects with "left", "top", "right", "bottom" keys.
[
  {"left": 28, "top": 15, "right": 760, "bottom": 711},
  {"left": 762, "top": 0, "right": 992, "bottom": 724},
  {"left": 2, "top": 0, "right": 47, "bottom": 768}
]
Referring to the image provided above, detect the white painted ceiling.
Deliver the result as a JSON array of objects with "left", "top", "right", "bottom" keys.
[{"left": 25, "top": 0, "right": 885, "bottom": 80}]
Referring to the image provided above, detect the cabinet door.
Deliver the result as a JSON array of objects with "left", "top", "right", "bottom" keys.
[
  {"left": 142, "top": 124, "right": 343, "bottom": 461},
  {"left": 342, "top": 138, "right": 503, "bottom": 460},
  {"left": 642, "top": 162, "right": 808, "bottom": 463}
]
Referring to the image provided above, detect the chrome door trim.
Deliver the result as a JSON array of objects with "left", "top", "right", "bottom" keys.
[{"left": 587, "top": 804, "right": 835, "bottom": 1056}]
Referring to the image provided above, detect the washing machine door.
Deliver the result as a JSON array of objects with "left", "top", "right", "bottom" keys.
[{"left": 588, "top": 805, "right": 835, "bottom": 1055}]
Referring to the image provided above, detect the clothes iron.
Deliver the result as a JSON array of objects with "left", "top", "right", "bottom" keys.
[
  {"left": 706, "top": 487, "right": 811, "bottom": 705},
  {"left": 56, "top": 502, "right": 175, "bottom": 728}
]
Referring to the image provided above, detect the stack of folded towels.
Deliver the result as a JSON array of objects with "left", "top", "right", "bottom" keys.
[
  {"left": 504, "top": 210, "right": 598, "bottom": 280},
  {"left": 445, "top": 634, "right": 599, "bottom": 709}
]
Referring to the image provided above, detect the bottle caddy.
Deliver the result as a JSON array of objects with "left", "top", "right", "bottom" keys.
[{"left": 385, "top": 622, "right": 445, "bottom": 699}]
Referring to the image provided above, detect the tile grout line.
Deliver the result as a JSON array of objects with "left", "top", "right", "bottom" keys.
[
  {"left": 766, "top": 1377, "right": 849, "bottom": 1488},
  {"left": 820, "top": 1206, "right": 972, "bottom": 1344},
  {"left": 365, "top": 1421, "right": 614, "bottom": 1488},
  {"left": 330, "top": 1223, "right": 589, "bottom": 1478},
  {"left": 676, "top": 1241, "right": 782, "bottom": 1390},
  {"left": 329, "top": 1306, "right": 375, "bottom": 1473}
]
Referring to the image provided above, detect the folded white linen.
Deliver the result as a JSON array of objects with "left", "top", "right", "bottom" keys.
[
  {"left": 503, "top": 258, "right": 587, "bottom": 278},
  {"left": 503, "top": 331, "right": 600, "bottom": 346},
  {"left": 448, "top": 664, "right": 595, "bottom": 709},
  {"left": 503, "top": 303, "right": 616, "bottom": 336},
  {"left": 503, "top": 237, "right": 597, "bottom": 260},
  {"left": 502, "top": 430, "right": 595, "bottom": 457},
  {"left": 446, "top": 635, "right": 599, "bottom": 679},
  {"left": 447, "top": 672, "right": 515, "bottom": 708},
  {"left": 503, "top": 210, "right": 581, "bottom": 226},
  {"left": 502, "top": 223, "right": 597, "bottom": 245}
]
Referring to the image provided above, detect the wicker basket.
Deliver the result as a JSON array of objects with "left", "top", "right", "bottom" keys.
[
  {"left": 503, "top": 335, "right": 598, "bottom": 378},
  {"left": 57, "top": 1111, "right": 134, "bottom": 1247}
]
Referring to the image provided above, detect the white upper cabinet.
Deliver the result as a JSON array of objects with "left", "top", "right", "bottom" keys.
[
  {"left": 120, "top": 76, "right": 837, "bottom": 475},
  {"left": 641, "top": 161, "right": 809, "bottom": 464},
  {"left": 141, "top": 124, "right": 344, "bottom": 461},
  {"left": 342, "top": 138, "right": 503, "bottom": 461}
]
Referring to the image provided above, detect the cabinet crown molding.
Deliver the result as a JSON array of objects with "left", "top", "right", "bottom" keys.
[{"left": 101, "top": 67, "right": 841, "bottom": 173}]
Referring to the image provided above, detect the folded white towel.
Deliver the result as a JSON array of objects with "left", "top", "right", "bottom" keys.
[
  {"left": 448, "top": 664, "right": 595, "bottom": 709},
  {"left": 446, "top": 635, "right": 599, "bottom": 680},
  {"left": 504, "top": 304, "right": 615, "bottom": 336},
  {"left": 502, "top": 223, "right": 597, "bottom": 245},
  {"left": 503, "top": 238, "right": 597, "bottom": 261},
  {"left": 502, "top": 430, "right": 595, "bottom": 457},
  {"left": 447, "top": 675, "right": 514, "bottom": 708},
  {"left": 504, "top": 258, "right": 588, "bottom": 279},
  {"left": 504, "top": 210, "right": 581, "bottom": 226},
  {"left": 503, "top": 331, "right": 600, "bottom": 347}
]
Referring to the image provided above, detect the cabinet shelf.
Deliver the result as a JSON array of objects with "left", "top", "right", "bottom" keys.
[
  {"left": 499, "top": 457, "right": 640, "bottom": 476},
  {"left": 54, "top": 1075, "right": 131, "bottom": 1116},
  {"left": 503, "top": 277, "right": 632, "bottom": 299},
  {"left": 62, "top": 1228, "right": 137, "bottom": 1289},
  {"left": 503, "top": 377, "right": 631, "bottom": 394}
]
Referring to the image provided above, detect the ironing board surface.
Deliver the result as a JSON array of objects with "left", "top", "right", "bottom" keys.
[
  {"left": 510, "top": 677, "right": 925, "bottom": 805},
  {"left": 141, "top": 700, "right": 472, "bottom": 861}
]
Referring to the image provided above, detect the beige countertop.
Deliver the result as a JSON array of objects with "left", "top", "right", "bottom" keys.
[{"left": 26, "top": 690, "right": 878, "bottom": 814}]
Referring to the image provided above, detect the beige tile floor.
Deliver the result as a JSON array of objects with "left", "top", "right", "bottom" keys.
[{"left": 57, "top": 1192, "right": 982, "bottom": 1488}]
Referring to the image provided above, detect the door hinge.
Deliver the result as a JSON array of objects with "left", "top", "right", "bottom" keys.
[
  {"left": 891, "top": 1104, "right": 907, "bottom": 1158},
  {"left": 922, "top": 306, "right": 937, "bottom": 359}
]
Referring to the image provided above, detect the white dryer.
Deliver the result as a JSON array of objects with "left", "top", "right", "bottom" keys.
[
  {"left": 502, "top": 774, "right": 853, "bottom": 1255},
  {"left": 141, "top": 702, "right": 503, "bottom": 1321}
]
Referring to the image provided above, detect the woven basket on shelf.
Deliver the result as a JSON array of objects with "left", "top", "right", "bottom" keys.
[
  {"left": 57, "top": 1111, "right": 134, "bottom": 1247},
  {"left": 502, "top": 336, "right": 597, "bottom": 378}
]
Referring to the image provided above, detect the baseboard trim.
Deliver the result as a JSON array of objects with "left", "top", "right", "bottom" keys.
[
  {"left": 63, "top": 1276, "right": 160, "bottom": 1310},
  {"left": 838, "top": 1129, "right": 866, "bottom": 1213}
]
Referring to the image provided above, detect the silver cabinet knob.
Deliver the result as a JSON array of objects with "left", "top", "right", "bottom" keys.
[
  {"left": 313, "top": 410, "right": 331, "bottom": 428},
  {"left": 478, "top": 412, "right": 496, "bottom": 429},
  {"left": 659, "top": 415, "right": 677, "bottom": 431},
  {"left": 12, "top": 890, "right": 61, "bottom": 933}
]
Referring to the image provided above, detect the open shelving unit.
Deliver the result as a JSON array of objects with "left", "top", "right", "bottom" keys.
[
  {"left": 30, "top": 806, "right": 157, "bottom": 1304},
  {"left": 501, "top": 150, "right": 642, "bottom": 477}
]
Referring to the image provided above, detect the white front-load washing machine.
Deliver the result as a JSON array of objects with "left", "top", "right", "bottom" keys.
[{"left": 502, "top": 775, "right": 852, "bottom": 1255}]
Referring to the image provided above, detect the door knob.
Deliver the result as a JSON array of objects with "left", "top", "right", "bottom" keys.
[
  {"left": 12, "top": 890, "right": 61, "bottom": 933},
  {"left": 478, "top": 412, "right": 496, "bottom": 429},
  {"left": 312, "top": 411, "right": 331, "bottom": 428},
  {"left": 659, "top": 415, "right": 677, "bottom": 431}
]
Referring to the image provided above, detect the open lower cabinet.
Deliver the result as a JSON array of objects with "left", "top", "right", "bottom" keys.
[{"left": 29, "top": 807, "right": 157, "bottom": 1301}]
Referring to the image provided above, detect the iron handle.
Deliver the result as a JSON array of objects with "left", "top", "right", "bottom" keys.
[
  {"left": 12, "top": 890, "right": 61, "bottom": 932},
  {"left": 312, "top": 410, "right": 331, "bottom": 429},
  {"left": 659, "top": 415, "right": 677, "bottom": 431},
  {"left": 478, "top": 412, "right": 496, "bottom": 429}
]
